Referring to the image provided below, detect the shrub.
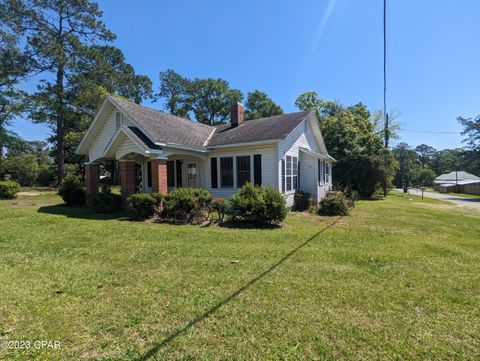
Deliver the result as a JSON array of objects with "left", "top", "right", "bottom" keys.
[
  {"left": 87, "top": 186, "right": 122, "bottom": 213},
  {"left": 209, "top": 198, "right": 227, "bottom": 221},
  {"left": 0, "top": 154, "right": 39, "bottom": 186},
  {"left": 293, "top": 190, "right": 313, "bottom": 211},
  {"left": 0, "top": 181, "right": 21, "bottom": 199},
  {"left": 127, "top": 193, "right": 157, "bottom": 219},
  {"left": 226, "top": 183, "right": 287, "bottom": 225},
  {"left": 318, "top": 192, "right": 349, "bottom": 216},
  {"left": 162, "top": 188, "right": 212, "bottom": 222},
  {"left": 58, "top": 175, "right": 86, "bottom": 205},
  {"left": 262, "top": 186, "right": 289, "bottom": 223},
  {"left": 151, "top": 192, "right": 165, "bottom": 205}
]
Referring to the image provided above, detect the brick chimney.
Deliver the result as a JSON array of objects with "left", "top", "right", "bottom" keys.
[{"left": 230, "top": 102, "right": 244, "bottom": 128}]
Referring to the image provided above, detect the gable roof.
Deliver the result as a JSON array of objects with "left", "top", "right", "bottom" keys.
[
  {"left": 435, "top": 171, "right": 480, "bottom": 182},
  {"left": 208, "top": 111, "right": 310, "bottom": 147},
  {"left": 77, "top": 97, "right": 317, "bottom": 156},
  {"left": 110, "top": 97, "right": 213, "bottom": 149}
]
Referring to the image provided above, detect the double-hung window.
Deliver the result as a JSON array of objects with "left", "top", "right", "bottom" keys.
[
  {"left": 318, "top": 159, "right": 324, "bottom": 186},
  {"left": 220, "top": 157, "right": 233, "bottom": 188},
  {"left": 285, "top": 155, "right": 298, "bottom": 192},
  {"left": 325, "top": 162, "right": 330, "bottom": 184},
  {"left": 236, "top": 156, "right": 251, "bottom": 188}
]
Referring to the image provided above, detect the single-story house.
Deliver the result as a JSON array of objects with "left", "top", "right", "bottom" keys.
[
  {"left": 434, "top": 171, "right": 480, "bottom": 195},
  {"left": 76, "top": 96, "right": 335, "bottom": 206}
]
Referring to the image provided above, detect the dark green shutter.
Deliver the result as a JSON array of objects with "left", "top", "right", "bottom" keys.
[
  {"left": 211, "top": 157, "right": 218, "bottom": 188},
  {"left": 254, "top": 154, "right": 262, "bottom": 186}
]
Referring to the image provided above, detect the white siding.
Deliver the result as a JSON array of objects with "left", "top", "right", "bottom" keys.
[
  {"left": 88, "top": 109, "right": 135, "bottom": 162},
  {"left": 115, "top": 138, "right": 143, "bottom": 160},
  {"left": 205, "top": 145, "right": 277, "bottom": 199},
  {"left": 278, "top": 119, "right": 318, "bottom": 206}
]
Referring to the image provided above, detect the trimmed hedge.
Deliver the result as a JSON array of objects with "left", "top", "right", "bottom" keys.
[
  {"left": 318, "top": 192, "right": 349, "bottom": 216},
  {"left": 226, "top": 183, "right": 287, "bottom": 225},
  {"left": 87, "top": 191, "right": 122, "bottom": 213},
  {"left": 0, "top": 181, "right": 21, "bottom": 199},
  {"left": 127, "top": 193, "right": 158, "bottom": 219},
  {"left": 58, "top": 175, "right": 86, "bottom": 205},
  {"left": 162, "top": 188, "right": 212, "bottom": 222}
]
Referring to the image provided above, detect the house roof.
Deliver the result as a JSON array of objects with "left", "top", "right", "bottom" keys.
[
  {"left": 110, "top": 96, "right": 312, "bottom": 149},
  {"left": 110, "top": 97, "right": 213, "bottom": 150},
  {"left": 435, "top": 171, "right": 480, "bottom": 182},
  {"left": 208, "top": 111, "right": 310, "bottom": 146}
]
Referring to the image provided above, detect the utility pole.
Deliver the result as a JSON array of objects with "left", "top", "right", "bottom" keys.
[{"left": 382, "top": 0, "right": 389, "bottom": 197}]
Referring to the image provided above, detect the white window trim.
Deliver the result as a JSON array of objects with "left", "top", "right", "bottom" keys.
[{"left": 284, "top": 154, "right": 298, "bottom": 194}]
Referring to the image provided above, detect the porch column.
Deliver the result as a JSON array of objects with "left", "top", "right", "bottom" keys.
[
  {"left": 120, "top": 160, "right": 136, "bottom": 205},
  {"left": 151, "top": 159, "right": 168, "bottom": 194},
  {"left": 85, "top": 163, "right": 99, "bottom": 194}
]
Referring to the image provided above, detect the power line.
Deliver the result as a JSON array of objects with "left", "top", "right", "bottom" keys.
[{"left": 398, "top": 128, "right": 460, "bottom": 134}]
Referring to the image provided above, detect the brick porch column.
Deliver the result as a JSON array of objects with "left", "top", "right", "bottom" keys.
[
  {"left": 85, "top": 163, "right": 99, "bottom": 194},
  {"left": 120, "top": 161, "right": 136, "bottom": 206},
  {"left": 151, "top": 159, "right": 168, "bottom": 194}
]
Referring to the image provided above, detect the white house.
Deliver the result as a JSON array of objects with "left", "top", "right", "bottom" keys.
[{"left": 76, "top": 96, "right": 335, "bottom": 206}]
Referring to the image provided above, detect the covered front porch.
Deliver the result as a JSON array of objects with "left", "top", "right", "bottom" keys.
[{"left": 84, "top": 124, "right": 207, "bottom": 203}]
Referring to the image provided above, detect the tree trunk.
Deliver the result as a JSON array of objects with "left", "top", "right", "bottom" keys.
[{"left": 56, "top": 64, "right": 65, "bottom": 184}]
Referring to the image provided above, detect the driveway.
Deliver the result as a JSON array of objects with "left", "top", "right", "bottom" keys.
[{"left": 394, "top": 188, "right": 480, "bottom": 210}]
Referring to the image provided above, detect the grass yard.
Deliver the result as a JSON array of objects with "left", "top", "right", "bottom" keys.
[{"left": 0, "top": 192, "right": 479, "bottom": 360}]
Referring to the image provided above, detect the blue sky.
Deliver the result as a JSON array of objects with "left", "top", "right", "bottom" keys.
[{"left": 12, "top": 0, "right": 480, "bottom": 150}]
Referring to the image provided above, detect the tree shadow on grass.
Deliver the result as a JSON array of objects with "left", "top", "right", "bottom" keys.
[
  {"left": 37, "top": 204, "right": 128, "bottom": 221},
  {"left": 217, "top": 220, "right": 282, "bottom": 230},
  {"left": 137, "top": 216, "right": 343, "bottom": 361}
]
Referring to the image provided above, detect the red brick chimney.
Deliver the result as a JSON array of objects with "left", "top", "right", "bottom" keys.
[{"left": 231, "top": 102, "right": 244, "bottom": 128}]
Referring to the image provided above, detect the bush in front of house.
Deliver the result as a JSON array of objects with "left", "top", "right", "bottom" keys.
[
  {"left": 293, "top": 190, "right": 313, "bottom": 211},
  {"left": 127, "top": 193, "right": 158, "bottom": 219},
  {"left": 87, "top": 185, "right": 122, "bottom": 213},
  {"left": 225, "top": 183, "right": 287, "bottom": 225},
  {"left": 0, "top": 181, "right": 21, "bottom": 199},
  {"left": 317, "top": 192, "right": 349, "bottom": 216},
  {"left": 58, "top": 175, "right": 86, "bottom": 205},
  {"left": 161, "top": 188, "right": 212, "bottom": 222}
]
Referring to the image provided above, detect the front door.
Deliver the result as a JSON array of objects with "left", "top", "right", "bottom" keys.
[{"left": 187, "top": 163, "right": 198, "bottom": 187}]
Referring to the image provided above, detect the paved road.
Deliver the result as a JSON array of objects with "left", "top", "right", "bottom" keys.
[{"left": 394, "top": 188, "right": 480, "bottom": 209}]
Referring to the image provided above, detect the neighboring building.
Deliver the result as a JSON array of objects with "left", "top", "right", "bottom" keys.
[
  {"left": 76, "top": 96, "right": 335, "bottom": 206},
  {"left": 434, "top": 171, "right": 480, "bottom": 195}
]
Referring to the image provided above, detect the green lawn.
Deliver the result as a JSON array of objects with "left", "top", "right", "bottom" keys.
[{"left": 0, "top": 193, "right": 479, "bottom": 360}]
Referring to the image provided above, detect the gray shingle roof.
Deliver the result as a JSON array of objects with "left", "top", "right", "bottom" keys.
[
  {"left": 435, "top": 171, "right": 480, "bottom": 181},
  {"left": 111, "top": 97, "right": 213, "bottom": 149},
  {"left": 208, "top": 111, "right": 310, "bottom": 146},
  {"left": 110, "top": 96, "right": 310, "bottom": 149}
]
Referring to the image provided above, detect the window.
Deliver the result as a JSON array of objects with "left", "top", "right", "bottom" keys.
[
  {"left": 147, "top": 161, "right": 152, "bottom": 188},
  {"left": 236, "top": 156, "right": 251, "bottom": 188},
  {"left": 286, "top": 155, "right": 292, "bottom": 191},
  {"left": 115, "top": 112, "right": 122, "bottom": 129},
  {"left": 176, "top": 160, "right": 183, "bottom": 187},
  {"left": 292, "top": 156, "right": 298, "bottom": 190},
  {"left": 253, "top": 154, "right": 262, "bottom": 186},
  {"left": 210, "top": 158, "right": 218, "bottom": 188},
  {"left": 284, "top": 155, "right": 298, "bottom": 192},
  {"left": 167, "top": 161, "right": 175, "bottom": 187},
  {"left": 220, "top": 157, "right": 233, "bottom": 188},
  {"left": 325, "top": 162, "right": 330, "bottom": 184},
  {"left": 318, "top": 160, "right": 324, "bottom": 186}
]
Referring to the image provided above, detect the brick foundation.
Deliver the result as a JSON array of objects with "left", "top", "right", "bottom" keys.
[
  {"left": 85, "top": 163, "right": 99, "bottom": 194},
  {"left": 151, "top": 159, "right": 168, "bottom": 194}
]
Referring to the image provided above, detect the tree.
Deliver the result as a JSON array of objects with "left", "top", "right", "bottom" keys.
[
  {"left": 458, "top": 115, "right": 480, "bottom": 151},
  {"left": 244, "top": 90, "right": 283, "bottom": 120},
  {"left": 371, "top": 109, "right": 401, "bottom": 142},
  {"left": 415, "top": 168, "right": 436, "bottom": 187},
  {"left": 392, "top": 143, "right": 421, "bottom": 188},
  {"left": 415, "top": 144, "right": 436, "bottom": 168},
  {"left": 156, "top": 69, "right": 191, "bottom": 118},
  {"left": 294, "top": 92, "right": 324, "bottom": 116},
  {"left": 189, "top": 78, "right": 242, "bottom": 125},
  {"left": 6, "top": 0, "right": 115, "bottom": 183},
  {"left": 0, "top": 6, "right": 33, "bottom": 160}
]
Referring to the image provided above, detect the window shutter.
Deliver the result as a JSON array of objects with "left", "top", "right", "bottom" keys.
[
  {"left": 147, "top": 161, "right": 152, "bottom": 188},
  {"left": 253, "top": 154, "right": 262, "bottom": 186},
  {"left": 166, "top": 161, "right": 175, "bottom": 187},
  {"left": 281, "top": 159, "right": 285, "bottom": 193},
  {"left": 210, "top": 158, "right": 218, "bottom": 188},
  {"left": 176, "top": 160, "right": 182, "bottom": 187},
  {"left": 298, "top": 160, "right": 300, "bottom": 189}
]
